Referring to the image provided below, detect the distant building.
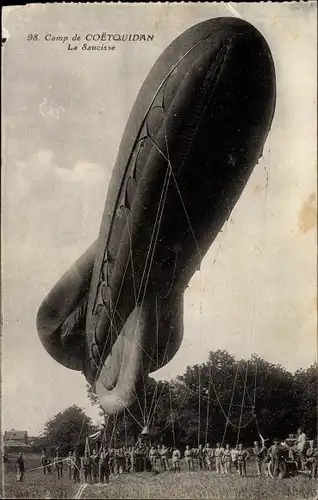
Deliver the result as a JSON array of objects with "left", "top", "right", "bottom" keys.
[
  {"left": 3, "top": 430, "right": 31, "bottom": 452},
  {"left": 4, "top": 430, "right": 29, "bottom": 444}
]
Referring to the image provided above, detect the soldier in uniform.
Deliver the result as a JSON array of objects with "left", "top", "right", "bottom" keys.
[
  {"left": 149, "top": 445, "right": 157, "bottom": 472},
  {"left": 267, "top": 439, "right": 280, "bottom": 477},
  {"left": 231, "top": 445, "right": 239, "bottom": 473},
  {"left": 172, "top": 446, "right": 181, "bottom": 473},
  {"left": 46, "top": 457, "right": 52, "bottom": 475},
  {"left": 305, "top": 440, "right": 318, "bottom": 477},
  {"left": 82, "top": 451, "right": 92, "bottom": 483},
  {"left": 16, "top": 453, "right": 25, "bottom": 482},
  {"left": 139, "top": 446, "right": 145, "bottom": 472},
  {"left": 144, "top": 444, "right": 151, "bottom": 472},
  {"left": 197, "top": 444, "right": 206, "bottom": 470},
  {"left": 155, "top": 445, "right": 162, "bottom": 471},
  {"left": 117, "top": 447, "right": 125, "bottom": 474},
  {"left": 296, "top": 428, "right": 307, "bottom": 469},
  {"left": 135, "top": 446, "right": 142, "bottom": 472},
  {"left": 237, "top": 443, "right": 249, "bottom": 477},
  {"left": 99, "top": 448, "right": 110, "bottom": 484},
  {"left": 204, "top": 443, "right": 213, "bottom": 471},
  {"left": 41, "top": 450, "right": 49, "bottom": 475},
  {"left": 91, "top": 449, "right": 99, "bottom": 483},
  {"left": 66, "top": 451, "right": 73, "bottom": 480},
  {"left": 73, "top": 451, "right": 81, "bottom": 483},
  {"left": 109, "top": 448, "right": 115, "bottom": 475},
  {"left": 184, "top": 445, "right": 195, "bottom": 470},
  {"left": 160, "top": 445, "right": 170, "bottom": 471},
  {"left": 222, "top": 444, "right": 232, "bottom": 474},
  {"left": 214, "top": 443, "right": 224, "bottom": 474},
  {"left": 253, "top": 440, "right": 265, "bottom": 476},
  {"left": 54, "top": 451, "right": 63, "bottom": 479}
]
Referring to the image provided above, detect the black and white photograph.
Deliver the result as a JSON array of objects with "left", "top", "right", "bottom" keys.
[{"left": 1, "top": 2, "right": 317, "bottom": 499}]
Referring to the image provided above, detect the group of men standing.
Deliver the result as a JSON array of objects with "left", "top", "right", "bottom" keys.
[
  {"left": 40, "top": 450, "right": 82, "bottom": 482},
  {"left": 31, "top": 427, "right": 316, "bottom": 484},
  {"left": 38, "top": 441, "right": 257, "bottom": 483},
  {"left": 184, "top": 442, "right": 252, "bottom": 476}
]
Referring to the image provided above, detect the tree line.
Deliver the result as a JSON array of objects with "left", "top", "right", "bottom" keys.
[
  {"left": 36, "top": 350, "right": 317, "bottom": 454},
  {"left": 88, "top": 350, "right": 317, "bottom": 448}
]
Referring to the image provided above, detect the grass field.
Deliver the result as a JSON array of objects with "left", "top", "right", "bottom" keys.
[
  {"left": 2, "top": 454, "right": 77, "bottom": 499},
  {"left": 2, "top": 453, "right": 317, "bottom": 499},
  {"left": 82, "top": 472, "right": 317, "bottom": 500}
]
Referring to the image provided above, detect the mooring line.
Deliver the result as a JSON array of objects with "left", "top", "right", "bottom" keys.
[{"left": 75, "top": 483, "right": 87, "bottom": 499}]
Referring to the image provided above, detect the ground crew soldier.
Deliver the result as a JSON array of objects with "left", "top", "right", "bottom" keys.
[
  {"left": 54, "top": 451, "right": 63, "bottom": 479},
  {"left": 73, "top": 451, "right": 81, "bottom": 483},
  {"left": 214, "top": 443, "right": 224, "bottom": 474},
  {"left": 146, "top": 445, "right": 152, "bottom": 471},
  {"left": 231, "top": 445, "right": 239, "bottom": 473},
  {"left": 149, "top": 445, "right": 157, "bottom": 472},
  {"left": 41, "top": 450, "right": 48, "bottom": 475},
  {"left": 267, "top": 439, "right": 280, "bottom": 477},
  {"left": 91, "top": 450, "right": 99, "bottom": 483},
  {"left": 223, "top": 444, "right": 232, "bottom": 474},
  {"left": 184, "top": 445, "right": 195, "bottom": 470},
  {"left": 204, "top": 443, "right": 213, "bottom": 470},
  {"left": 66, "top": 451, "right": 73, "bottom": 480},
  {"left": 172, "top": 446, "right": 181, "bottom": 473},
  {"left": 99, "top": 448, "right": 110, "bottom": 484},
  {"left": 46, "top": 457, "right": 52, "bottom": 475},
  {"left": 117, "top": 448, "right": 125, "bottom": 474},
  {"left": 135, "top": 446, "right": 142, "bottom": 472},
  {"left": 140, "top": 444, "right": 145, "bottom": 472},
  {"left": 296, "top": 427, "right": 307, "bottom": 469},
  {"left": 237, "top": 443, "right": 249, "bottom": 477},
  {"left": 253, "top": 440, "right": 265, "bottom": 476},
  {"left": 155, "top": 445, "right": 162, "bottom": 471},
  {"left": 305, "top": 440, "right": 317, "bottom": 476},
  {"left": 109, "top": 448, "right": 115, "bottom": 474},
  {"left": 82, "top": 451, "right": 92, "bottom": 483},
  {"left": 197, "top": 444, "right": 206, "bottom": 470},
  {"left": 103, "top": 448, "right": 110, "bottom": 484},
  {"left": 98, "top": 449, "right": 106, "bottom": 483},
  {"left": 138, "top": 447, "right": 144, "bottom": 472},
  {"left": 160, "top": 445, "right": 170, "bottom": 471},
  {"left": 16, "top": 453, "right": 25, "bottom": 482}
]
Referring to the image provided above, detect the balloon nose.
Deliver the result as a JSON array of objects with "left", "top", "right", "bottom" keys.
[{"left": 94, "top": 292, "right": 183, "bottom": 415}]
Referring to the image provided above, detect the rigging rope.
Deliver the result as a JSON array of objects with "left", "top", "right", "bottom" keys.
[
  {"left": 169, "top": 385, "right": 176, "bottom": 447},
  {"left": 236, "top": 361, "right": 249, "bottom": 446},
  {"left": 205, "top": 367, "right": 211, "bottom": 445},
  {"left": 124, "top": 408, "right": 128, "bottom": 448},
  {"left": 221, "top": 361, "right": 240, "bottom": 446}
]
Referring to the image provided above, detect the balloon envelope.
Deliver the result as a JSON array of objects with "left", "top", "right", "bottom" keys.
[{"left": 37, "top": 17, "right": 276, "bottom": 416}]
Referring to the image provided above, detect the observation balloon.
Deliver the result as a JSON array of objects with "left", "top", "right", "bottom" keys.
[{"left": 37, "top": 17, "right": 276, "bottom": 415}]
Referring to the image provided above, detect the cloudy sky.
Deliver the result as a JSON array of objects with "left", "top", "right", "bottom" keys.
[{"left": 2, "top": 3, "right": 317, "bottom": 436}]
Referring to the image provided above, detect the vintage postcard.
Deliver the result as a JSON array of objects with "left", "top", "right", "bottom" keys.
[{"left": 1, "top": 2, "right": 317, "bottom": 499}]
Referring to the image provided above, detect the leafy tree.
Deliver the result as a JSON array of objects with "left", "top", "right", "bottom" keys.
[
  {"left": 42, "top": 405, "right": 97, "bottom": 456},
  {"left": 294, "top": 363, "right": 318, "bottom": 437},
  {"left": 86, "top": 350, "right": 317, "bottom": 448}
]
